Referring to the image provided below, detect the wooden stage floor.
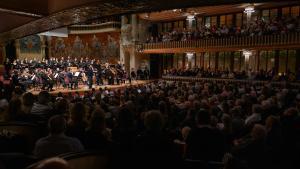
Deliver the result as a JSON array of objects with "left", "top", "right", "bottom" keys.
[{"left": 28, "top": 80, "right": 153, "bottom": 95}]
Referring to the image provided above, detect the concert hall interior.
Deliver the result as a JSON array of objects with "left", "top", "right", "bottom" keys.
[{"left": 0, "top": 0, "right": 300, "bottom": 169}]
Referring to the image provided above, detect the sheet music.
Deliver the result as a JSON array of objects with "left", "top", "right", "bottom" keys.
[
  {"left": 31, "top": 75, "right": 36, "bottom": 81},
  {"left": 74, "top": 72, "right": 80, "bottom": 77},
  {"left": 54, "top": 73, "right": 59, "bottom": 78}
]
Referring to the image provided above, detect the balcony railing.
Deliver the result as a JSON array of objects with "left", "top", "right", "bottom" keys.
[
  {"left": 69, "top": 22, "right": 121, "bottom": 34},
  {"left": 162, "top": 76, "right": 300, "bottom": 88},
  {"left": 139, "top": 32, "right": 300, "bottom": 53}
]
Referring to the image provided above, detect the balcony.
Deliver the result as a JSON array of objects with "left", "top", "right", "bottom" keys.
[
  {"left": 69, "top": 22, "right": 121, "bottom": 34},
  {"left": 138, "top": 32, "right": 300, "bottom": 53}
]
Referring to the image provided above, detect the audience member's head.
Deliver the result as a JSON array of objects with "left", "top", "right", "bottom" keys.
[
  {"left": 89, "top": 107, "right": 106, "bottom": 130},
  {"left": 196, "top": 109, "right": 211, "bottom": 126},
  {"left": 38, "top": 91, "right": 51, "bottom": 105},
  {"left": 55, "top": 98, "right": 69, "bottom": 115},
  {"left": 48, "top": 115, "right": 67, "bottom": 135},
  {"left": 69, "top": 102, "right": 86, "bottom": 124},
  {"left": 118, "top": 106, "right": 135, "bottom": 128},
  {"left": 8, "top": 97, "right": 23, "bottom": 120},
  {"left": 251, "top": 124, "right": 267, "bottom": 141},
  {"left": 144, "top": 110, "right": 164, "bottom": 132},
  {"left": 252, "top": 104, "right": 264, "bottom": 115},
  {"left": 22, "top": 92, "right": 35, "bottom": 107}
]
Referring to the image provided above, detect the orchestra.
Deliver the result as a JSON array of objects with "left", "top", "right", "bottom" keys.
[{"left": 9, "top": 57, "right": 128, "bottom": 91}]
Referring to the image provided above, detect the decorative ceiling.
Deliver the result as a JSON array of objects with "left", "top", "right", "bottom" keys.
[
  {"left": 139, "top": 1, "right": 300, "bottom": 22},
  {"left": 0, "top": 0, "right": 297, "bottom": 43}
]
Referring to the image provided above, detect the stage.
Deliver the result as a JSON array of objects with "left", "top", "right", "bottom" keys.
[{"left": 28, "top": 80, "right": 153, "bottom": 95}]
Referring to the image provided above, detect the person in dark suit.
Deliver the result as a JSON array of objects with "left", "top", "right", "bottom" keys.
[{"left": 87, "top": 65, "right": 94, "bottom": 89}]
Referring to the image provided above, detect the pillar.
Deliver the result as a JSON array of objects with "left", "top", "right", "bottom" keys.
[
  {"left": 15, "top": 40, "right": 20, "bottom": 59},
  {"left": 40, "top": 36, "right": 46, "bottom": 59}
]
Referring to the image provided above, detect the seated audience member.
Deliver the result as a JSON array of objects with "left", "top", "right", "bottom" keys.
[
  {"left": 0, "top": 98, "right": 8, "bottom": 122},
  {"left": 83, "top": 107, "right": 111, "bottom": 150},
  {"left": 7, "top": 97, "right": 28, "bottom": 121},
  {"left": 31, "top": 91, "right": 53, "bottom": 121},
  {"left": 134, "top": 110, "right": 179, "bottom": 168},
  {"left": 111, "top": 106, "right": 137, "bottom": 151},
  {"left": 54, "top": 98, "right": 69, "bottom": 116},
  {"left": 22, "top": 92, "right": 35, "bottom": 114},
  {"left": 245, "top": 104, "right": 263, "bottom": 126},
  {"left": 185, "top": 109, "right": 225, "bottom": 161},
  {"left": 66, "top": 102, "right": 87, "bottom": 142},
  {"left": 231, "top": 124, "right": 268, "bottom": 169},
  {"left": 33, "top": 157, "right": 70, "bottom": 169},
  {"left": 34, "top": 115, "right": 84, "bottom": 159}
]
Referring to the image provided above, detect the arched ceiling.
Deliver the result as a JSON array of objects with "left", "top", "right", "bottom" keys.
[{"left": 0, "top": 0, "right": 297, "bottom": 43}]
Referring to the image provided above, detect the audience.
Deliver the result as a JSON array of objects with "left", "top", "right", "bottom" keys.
[
  {"left": 147, "top": 16, "right": 300, "bottom": 43},
  {"left": 0, "top": 79, "right": 299, "bottom": 169}
]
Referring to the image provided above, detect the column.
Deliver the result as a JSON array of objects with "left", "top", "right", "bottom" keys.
[
  {"left": 274, "top": 50, "right": 279, "bottom": 74},
  {"left": 47, "top": 36, "right": 52, "bottom": 59},
  {"left": 131, "top": 14, "right": 138, "bottom": 42},
  {"left": 15, "top": 40, "right": 20, "bottom": 59},
  {"left": 40, "top": 35, "right": 46, "bottom": 59}
]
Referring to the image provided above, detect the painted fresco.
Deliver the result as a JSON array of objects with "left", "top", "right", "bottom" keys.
[
  {"left": 50, "top": 32, "right": 120, "bottom": 63},
  {"left": 20, "top": 35, "right": 41, "bottom": 53}
]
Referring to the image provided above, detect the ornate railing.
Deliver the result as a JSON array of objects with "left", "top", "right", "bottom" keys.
[
  {"left": 162, "top": 76, "right": 300, "bottom": 88},
  {"left": 139, "top": 32, "right": 300, "bottom": 53},
  {"left": 69, "top": 22, "right": 121, "bottom": 34}
]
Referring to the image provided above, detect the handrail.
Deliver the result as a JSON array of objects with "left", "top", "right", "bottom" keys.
[
  {"left": 162, "top": 76, "right": 300, "bottom": 88},
  {"left": 141, "top": 32, "right": 300, "bottom": 51}
]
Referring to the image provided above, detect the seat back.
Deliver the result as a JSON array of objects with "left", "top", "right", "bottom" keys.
[
  {"left": 0, "top": 122, "right": 41, "bottom": 153},
  {"left": 61, "top": 151, "right": 110, "bottom": 169},
  {"left": 184, "top": 159, "right": 224, "bottom": 169},
  {"left": 25, "top": 151, "right": 110, "bottom": 169}
]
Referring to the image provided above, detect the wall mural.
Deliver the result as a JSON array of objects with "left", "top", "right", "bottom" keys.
[
  {"left": 20, "top": 35, "right": 41, "bottom": 53},
  {"left": 50, "top": 32, "right": 120, "bottom": 63}
]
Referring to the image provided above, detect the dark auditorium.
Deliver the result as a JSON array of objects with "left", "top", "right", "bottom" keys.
[{"left": 0, "top": 0, "right": 300, "bottom": 169}]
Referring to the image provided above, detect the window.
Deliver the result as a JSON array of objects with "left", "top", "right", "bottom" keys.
[
  {"left": 226, "top": 14, "right": 233, "bottom": 26},
  {"left": 234, "top": 52, "right": 241, "bottom": 71},
  {"left": 205, "top": 17, "right": 211, "bottom": 28},
  {"left": 204, "top": 52, "right": 210, "bottom": 69},
  {"left": 179, "top": 21, "right": 184, "bottom": 29},
  {"left": 262, "top": 10, "right": 270, "bottom": 20},
  {"left": 288, "top": 50, "right": 296, "bottom": 73},
  {"left": 209, "top": 52, "right": 216, "bottom": 70},
  {"left": 270, "top": 9, "right": 278, "bottom": 18},
  {"left": 236, "top": 13, "right": 243, "bottom": 27},
  {"left": 279, "top": 50, "right": 287, "bottom": 74},
  {"left": 220, "top": 15, "right": 226, "bottom": 26},
  {"left": 218, "top": 52, "right": 225, "bottom": 70},
  {"left": 282, "top": 7, "right": 290, "bottom": 17},
  {"left": 259, "top": 51, "right": 267, "bottom": 71},
  {"left": 291, "top": 6, "right": 300, "bottom": 17},
  {"left": 211, "top": 16, "right": 217, "bottom": 27}
]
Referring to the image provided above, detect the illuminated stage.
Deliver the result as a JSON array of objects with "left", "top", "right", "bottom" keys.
[{"left": 28, "top": 80, "right": 153, "bottom": 95}]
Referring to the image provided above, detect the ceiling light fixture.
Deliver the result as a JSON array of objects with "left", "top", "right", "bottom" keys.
[
  {"left": 186, "top": 15, "right": 195, "bottom": 21},
  {"left": 244, "top": 5, "right": 255, "bottom": 14}
]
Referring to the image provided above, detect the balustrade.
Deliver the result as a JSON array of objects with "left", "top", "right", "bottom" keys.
[{"left": 141, "top": 32, "right": 300, "bottom": 52}]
